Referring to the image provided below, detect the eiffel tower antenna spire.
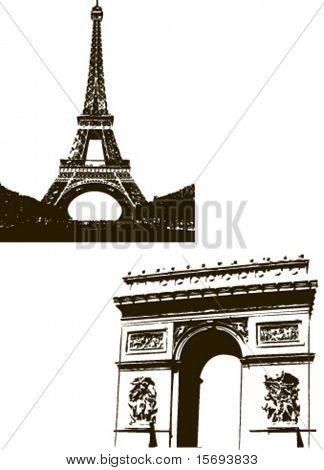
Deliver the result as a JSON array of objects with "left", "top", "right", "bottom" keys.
[{"left": 82, "top": 0, "right": 108, "bottom": 117}]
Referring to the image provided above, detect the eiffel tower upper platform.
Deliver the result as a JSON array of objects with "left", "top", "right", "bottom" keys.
[{"left": 43, "top": 1, "right": 146, "bottom": 215}]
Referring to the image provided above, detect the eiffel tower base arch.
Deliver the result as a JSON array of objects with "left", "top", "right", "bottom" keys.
[{"left": 44, "top": 179, "right": 138, "bottom": 221}]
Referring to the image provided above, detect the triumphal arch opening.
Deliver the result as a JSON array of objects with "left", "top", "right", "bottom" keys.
[{"left": 113, "top": 257, "right": 317, "bottom": 448}]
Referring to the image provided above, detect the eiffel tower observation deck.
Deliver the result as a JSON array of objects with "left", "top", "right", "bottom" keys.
[{"left": 43, "top": 0, "right": 147, "bottom": 215}]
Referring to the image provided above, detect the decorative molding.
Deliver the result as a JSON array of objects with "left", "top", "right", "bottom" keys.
[
  {"left": 173, "top": 318, "right": 248, "bottom": 354},
  {"left": 117, "top": 360, "right": 177, "bottom": 371},
  {"left": 173, "top": 323, "right": 198, "bottom": 353},
  {"left": 115, "top": 428, "right": 170, "bottom": 433},
  {"left": 241, "top": 353, "right": 315, "bottom": 367},
  {"left": 115, "top": 280, "right": 318, "bottom": 307},
  {"left": 129, "top": 377, "right": 157, "bottom": 426},
  {"left": 123, "top": 259, "right": 309, "bottom": 285},
  {"left": 250, "top": 427, "right": 316, "bottom": 433},
  {"left": 174, "top": 325, "right": 189, "bottom": 341},
  {"left": 227, "top": 319, "right": 248, "bottom": 343},
  {"left": 262, "top": 372, "right": 300, "bottom": 424},
  {"left": 126, "top": 330, "right": 167, "bottom": 354},
  {"left": 257, "top": 321, "right": 301, "bottom": 346}
]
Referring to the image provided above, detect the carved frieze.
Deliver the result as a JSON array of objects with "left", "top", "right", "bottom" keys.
[
  {"left": 174, "top": 324, "right": 190, "bottom": 342},
  {"left": 173, "top": 323, "right": 194, "bottom": 351},
  {"left": 129, "top": 377, "right": 158, "bottom": 426},
  {"left": 262, "top": 371, "right": 300, "bottom": 424},
  {"left": 173, "top": 318, "right": 249, "bottom": 352},
  {"left": 127, "top": 330, "right": 166, "bottom": 354},
  {"left": 258, "top": 322, "right": 300, "bottom": 345},
  {"left": 228, "top": 319, "right": 248, "bottom": 343}
]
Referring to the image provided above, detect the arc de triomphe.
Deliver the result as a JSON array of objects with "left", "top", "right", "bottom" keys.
[{"left": 113, "top": 257, "right": 317, "bottom": 448}]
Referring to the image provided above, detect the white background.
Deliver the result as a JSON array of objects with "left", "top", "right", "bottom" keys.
[{"left": 0, "top": 0, "right": 323, "bottom": 468}]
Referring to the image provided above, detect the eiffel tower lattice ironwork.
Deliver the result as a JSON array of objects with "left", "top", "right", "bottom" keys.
[{"left": 43, "top": 1, "right": 146, "bottom": 216}]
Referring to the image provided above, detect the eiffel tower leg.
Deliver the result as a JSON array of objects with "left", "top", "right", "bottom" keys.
[{"left": 42, "top": 179, "right": 72, "bottom": 207}]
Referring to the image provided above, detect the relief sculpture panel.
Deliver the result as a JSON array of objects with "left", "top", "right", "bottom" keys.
[
  {"left": 129, "top": 377, "right": 158, "bottom": 426},
  {"left": 258, "top": 322, "right": 300, "bottom": 345},
  {"left": 127, "top": 330, "right": 166, "bottom": 353},
  {"left": 262, "top": 371, "right": 300, "bottom": 424}
]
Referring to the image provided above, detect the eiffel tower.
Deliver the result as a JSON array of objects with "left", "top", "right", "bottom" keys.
[{"left": 43, "top": 1, "right": 146, "bottom": 216}]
